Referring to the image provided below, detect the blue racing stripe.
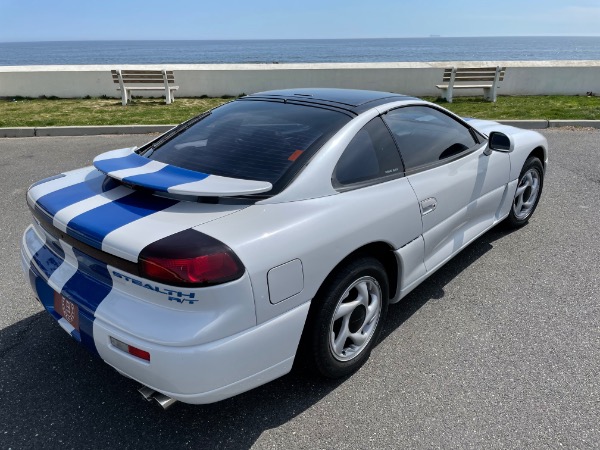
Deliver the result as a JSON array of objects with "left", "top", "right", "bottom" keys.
[
  {"left": 23, "top": 230, "right": 102, "bottom": 355},
  {"left": 61, "top": 247, "right": 112, "bottom": 314},
  {"left": 30, "top": 265, "right": 84, "bottom": 348},
  {"left": 123, "top": 164, "right": 209, "bottom": 192},
  {"left": 94, "top": 152, "right": 151, "bottom": 173},
  {"left": 25, "top": 226, "right": 64, "bottom": 279},
  {"left": 60, "top": 247, "right": 114, "bottom": 355},
  {"left": 32, "top": 245, "right": 64, "bottom": 279},
  {"left": 34, "top": 275, "right": 57, "bottom": 316},
  {"left": 35, "top": 171, "right": 116, "bottom": 217},
  {"left": 24, "top": 224, "right": 45, "bottom": 251},
  {"left": 66, "top": 191, "right": 179, "bottom": 249}
]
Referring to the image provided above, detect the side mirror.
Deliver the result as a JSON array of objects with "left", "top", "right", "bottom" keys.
[{"left": 488, "top": 131, "right": 513, "bottom": 152}]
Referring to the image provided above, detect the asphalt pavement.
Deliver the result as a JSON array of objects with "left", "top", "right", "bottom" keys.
[{"left": 0, "top": 130, "right": 598, "bottom": 449}]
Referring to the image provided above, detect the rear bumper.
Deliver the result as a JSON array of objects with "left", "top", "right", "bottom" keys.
[
  {"left": 93, "top": 301, "right": 309, "bottom": 404},
  {"left": 21, "top": 224, "right": 310, "bottom": 404}
]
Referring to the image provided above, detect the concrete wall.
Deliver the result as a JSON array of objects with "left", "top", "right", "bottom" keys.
[{"left": 1, "top": 61, "right": 599, "bottom": 98}]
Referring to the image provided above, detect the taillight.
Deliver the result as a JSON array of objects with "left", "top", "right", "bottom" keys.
[
  {"left": 138, "top": 229, "right": 244, "bottom": 287},
  {"left": 141, "top": 253, "right": 241, "bottom": 285}
]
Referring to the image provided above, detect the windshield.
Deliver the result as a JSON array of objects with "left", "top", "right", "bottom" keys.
[{"left": 141, "top": 99, "right": 351, "bottom": 195}]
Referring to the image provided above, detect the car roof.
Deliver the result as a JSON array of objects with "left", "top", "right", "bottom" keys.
[{"left": 243, "top": 88, "right": 416, "bottom": 114}]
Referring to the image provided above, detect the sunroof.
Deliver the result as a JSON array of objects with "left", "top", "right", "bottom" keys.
[{"left": 249, "top": 88, "right": 407, "bottom": 107}]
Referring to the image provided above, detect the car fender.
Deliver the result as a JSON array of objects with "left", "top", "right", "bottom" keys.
[
  {"left": 465, "top": 119, "right": 549, "bottom": 180},
  {"left": 195, "top": 177, "right": 422, "bottom": 325},
  {"left": 507, "top": 129, "right": 548, "bottom": 180}
]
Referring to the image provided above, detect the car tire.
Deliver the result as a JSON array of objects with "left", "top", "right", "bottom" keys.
[
  {"left": 306, "top": 257, "right": 389, "bottom": 379},
  {"left": 505, "top": 156, "right": 544, "bottom": 228}
]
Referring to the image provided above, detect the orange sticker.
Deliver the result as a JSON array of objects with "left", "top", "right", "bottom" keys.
[{"left": 288, "top": 150, "right": 304, "bottom": 161}]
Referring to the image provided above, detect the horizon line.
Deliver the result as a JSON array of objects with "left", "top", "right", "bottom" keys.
[{"left": 2, "top": 35, "right": 600, "bottom": 44}]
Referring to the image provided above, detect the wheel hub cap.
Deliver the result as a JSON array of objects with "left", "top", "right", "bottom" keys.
[
  {"left": 329, "top": 276, "right": 382, "bottom": 362},
  {"left": 348, "top": 305, "right": 367, "bottom": 333},
  {"left": 513, "top": 168, "right": 541, "bottom": 220}
]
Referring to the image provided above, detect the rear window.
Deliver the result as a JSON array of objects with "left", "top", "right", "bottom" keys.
[{"left": 141, "top": 100, "right": 351, "bottom": 194}]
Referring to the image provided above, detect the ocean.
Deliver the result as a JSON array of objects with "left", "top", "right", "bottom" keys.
[{"left": 1, "top": 37, "right": 600, "bottom": 66}]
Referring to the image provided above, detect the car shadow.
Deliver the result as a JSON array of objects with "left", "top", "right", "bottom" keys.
[
  {"left": 381, "top": 225, "right": 508, "bottom": 340},
  {"left": 0, "top": 226, "right": 511, "bottom": 449}
]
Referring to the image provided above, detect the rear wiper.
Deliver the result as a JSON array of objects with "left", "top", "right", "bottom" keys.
[{"left": 142, "top": 111, "right": 211, "bottom": 155}]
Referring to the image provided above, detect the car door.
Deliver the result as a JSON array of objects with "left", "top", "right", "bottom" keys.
[{"left": 382, "top": 105, "right": 510, "bottom": 271}]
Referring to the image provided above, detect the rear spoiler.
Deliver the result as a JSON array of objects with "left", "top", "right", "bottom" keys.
[{"left": 93, "top": 148, "right": 272, "bottom": 197}]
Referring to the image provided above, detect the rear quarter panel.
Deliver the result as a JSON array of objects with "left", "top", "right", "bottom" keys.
[{"left": 195, "top": 178, "right": 422, "bottom": 324}]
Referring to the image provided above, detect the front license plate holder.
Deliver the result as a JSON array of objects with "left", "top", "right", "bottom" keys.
[{"left": 53, "top": 291, "right": 80, "bottom": 332}]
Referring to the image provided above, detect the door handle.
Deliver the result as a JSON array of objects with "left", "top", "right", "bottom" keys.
[{"left": 420, "top": 197, "right": 437, "bottom": 215}]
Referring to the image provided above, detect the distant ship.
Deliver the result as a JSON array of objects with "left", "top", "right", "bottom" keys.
[{"left": 429, "top": 34, "right": 442, "bottom": 37}]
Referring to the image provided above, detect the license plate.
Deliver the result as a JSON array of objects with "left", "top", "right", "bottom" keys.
[{"left": 53, "top": 292, "right": 80, "bottom": 331}]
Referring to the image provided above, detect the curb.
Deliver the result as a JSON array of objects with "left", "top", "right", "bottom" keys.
[
  {"left": 497, "top": 120, "right": 600, "bottom": 129},
  {"left": 497, "top": 120, "right": 549, "bottom": 129},
  {"left": 1, "top": 120, "right": 599, "bottom": 138},
  {"left": 546, "top": 120, "right": 600, "bottom": 128}
]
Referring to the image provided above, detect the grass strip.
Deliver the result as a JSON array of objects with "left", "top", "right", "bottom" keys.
[
  {"left": 424, "top": 95, "right": 600, "bottom": 120},
  {"left": 0, "top": 95, "right": 598, "bottom": 128},
  {"left": 0, "top": 97, "right": 231, "bottom": 127}
]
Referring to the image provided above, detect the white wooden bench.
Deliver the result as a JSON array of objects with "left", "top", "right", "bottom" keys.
[
  {"left": 436, "top": 66, "right": 505, "bottom": 103},
  {"left": 111, "top": 69, "right": 179, "bottom": 105}
]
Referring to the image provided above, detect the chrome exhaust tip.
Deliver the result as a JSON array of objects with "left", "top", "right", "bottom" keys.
[
  {"left": 138, "top": 386, "right": 156, "bottom": 401},
  {"left": 138, "top": 385, "right": 177, "bottom": 410},
  {"left": 153, "top": 393, "right": 177, "bottom": 410}
]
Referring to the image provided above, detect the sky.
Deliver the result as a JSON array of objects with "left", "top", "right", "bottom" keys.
[{"left": 1, "top": 0, "right": 599, "bottom": 42}]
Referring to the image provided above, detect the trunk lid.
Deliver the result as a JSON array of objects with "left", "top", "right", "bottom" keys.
[{"left": 27, "top": 165, "right": 246, "bottom": 263}]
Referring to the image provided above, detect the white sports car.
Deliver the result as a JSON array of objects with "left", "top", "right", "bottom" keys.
[{"left": 21, "top": 89, "right": 547, "bottom": 408}]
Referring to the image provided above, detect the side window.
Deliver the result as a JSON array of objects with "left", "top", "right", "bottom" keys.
[
  {"left": 383, "top": 106, "right": 478, "bottom": 171},
  {"left": 334, "top": 117, "right": 403, "bottom": 187}
]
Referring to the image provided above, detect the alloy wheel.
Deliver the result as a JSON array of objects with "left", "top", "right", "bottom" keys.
[{"left": 329, "top": 276, "right": 382, "bottom": 362}]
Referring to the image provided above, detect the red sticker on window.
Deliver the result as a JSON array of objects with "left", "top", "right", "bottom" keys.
[{"left": 288, "top": 150, "right": 304, "bottom": 161}]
